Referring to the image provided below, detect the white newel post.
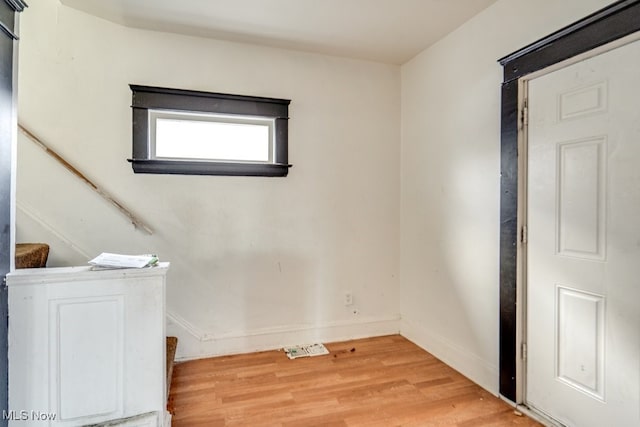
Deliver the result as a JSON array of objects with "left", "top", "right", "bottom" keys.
[{"left": 6, "top": 263, "right": 170, "bottom": 426}]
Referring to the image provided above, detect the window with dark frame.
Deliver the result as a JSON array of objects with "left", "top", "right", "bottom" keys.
[{"left": 129, "top": 85, "right": 291, "bottom": 177}]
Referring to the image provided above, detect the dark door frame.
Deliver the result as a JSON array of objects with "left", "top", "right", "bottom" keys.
[
  {"left": 497, "top": 0, "right": 640, "bottom": 402},
  {"left": 0, "top": 0, "right": 26, "bottom": 424}
]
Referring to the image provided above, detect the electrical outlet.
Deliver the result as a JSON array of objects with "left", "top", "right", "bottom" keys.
[{"left": 344, "top": 292, "right": 353, "bottom": 306}]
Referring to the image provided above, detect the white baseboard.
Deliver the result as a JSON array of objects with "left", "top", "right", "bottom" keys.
[
  {"left": 167, "top": 311, "right": 401, "bottom": 361},
  {"left": 400, "top": 317, "right": 498, "bottom": 394}
]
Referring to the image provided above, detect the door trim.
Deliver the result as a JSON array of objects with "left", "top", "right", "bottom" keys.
[
  {"left": 497, "top": 0, "right": 640, "bottom": 403},
  {"left": 0, "top": 2, "right": 25, "bottom": 425}
]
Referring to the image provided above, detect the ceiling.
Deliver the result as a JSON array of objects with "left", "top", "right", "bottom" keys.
[{"left": 59, "top": 0, "right": 498, "bottom": 65}]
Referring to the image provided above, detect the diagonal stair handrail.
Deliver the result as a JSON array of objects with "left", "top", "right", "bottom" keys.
[{"left": 18, "top": 123, "right": 154, "bottom": 235}]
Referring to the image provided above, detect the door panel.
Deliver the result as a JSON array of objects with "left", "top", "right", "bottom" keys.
[
  {"left": 556, "top": 286, "right": 605, "bottom": 400},
  {"left": 526, "top": 39, "right": 640, "bottom": 427},
  {"left": 556, "top": 137, "right": 607, "bottom": 260}
]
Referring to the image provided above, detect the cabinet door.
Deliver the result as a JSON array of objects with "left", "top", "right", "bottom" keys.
[
  {"left": 49, "top": 295, "right": 125, "bottom": 423},
  {"left": 9, "top": 266, "right": 167, "bottom": 427}
]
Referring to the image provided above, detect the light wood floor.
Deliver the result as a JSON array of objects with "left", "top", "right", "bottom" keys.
[{"left": 168, "top": 335, "right": 542, "bottom": 426}]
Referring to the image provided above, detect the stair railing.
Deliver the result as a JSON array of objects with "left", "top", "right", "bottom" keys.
[{"left": 18, "top": 124, "right": 154, "bottom": 235}]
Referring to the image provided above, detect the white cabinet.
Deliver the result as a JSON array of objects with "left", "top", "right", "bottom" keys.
[{"left": 7, "top": 263, "right": 169, "bottom": 426}]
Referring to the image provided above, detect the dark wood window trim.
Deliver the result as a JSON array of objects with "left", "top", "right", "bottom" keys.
[
  {"left": 497, "top": 0, "right": 640, "bottom": 402},
  {"left": 129, "top": 85, "right": 291, "bottom": 177}
]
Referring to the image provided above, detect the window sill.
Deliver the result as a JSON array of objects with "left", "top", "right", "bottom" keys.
[{"left": 128, "top": 159, "right": 292, "bottom": 177}]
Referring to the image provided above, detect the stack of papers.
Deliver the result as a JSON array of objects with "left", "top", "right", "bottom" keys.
[
  {"left": 283, "top": 343, "right": 330, "bottom": 359},
  {"left": 89, "top": 252, "right": 159, "bottom": 269}
]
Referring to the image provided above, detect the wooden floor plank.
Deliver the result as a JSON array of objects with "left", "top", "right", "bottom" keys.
[{"left": 168, "top": 335, "right": 541, "bottom": 426}]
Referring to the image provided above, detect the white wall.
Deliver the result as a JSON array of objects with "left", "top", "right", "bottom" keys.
[
  {"left": 17, "top": 0, "right": 401, "bottom": 359},
  {"left": 400, "top": 0, "right": 612, "bottom": 393},
  {"left": 17, "top": 0, "right": 618, "bottom": 394}
]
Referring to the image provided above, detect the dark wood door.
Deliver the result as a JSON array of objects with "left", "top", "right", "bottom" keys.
[{"left": 0, "top": 1, "right": 25, "bottom": 425}]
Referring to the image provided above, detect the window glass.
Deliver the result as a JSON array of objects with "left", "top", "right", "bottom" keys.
[{"left": 151, "top": 111, "right": 273, "bottom": 163}]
